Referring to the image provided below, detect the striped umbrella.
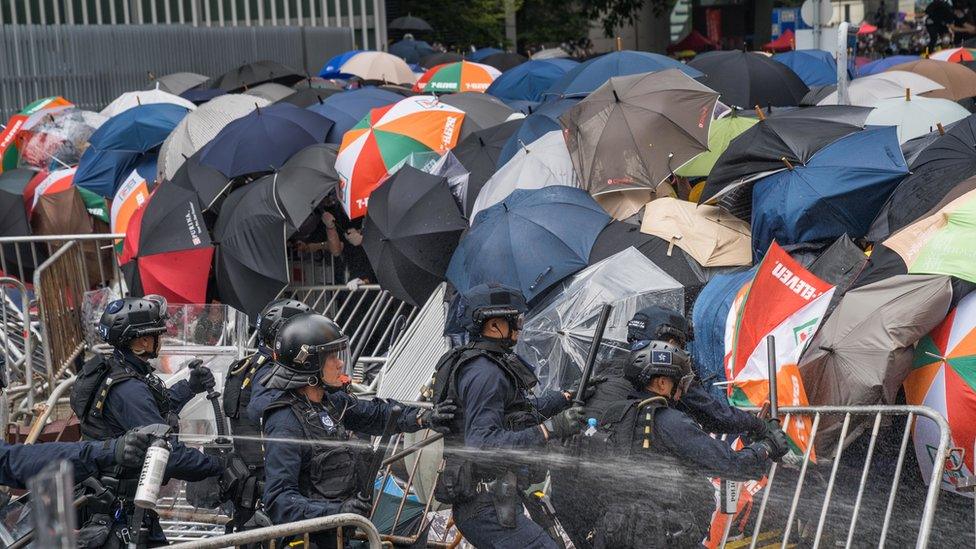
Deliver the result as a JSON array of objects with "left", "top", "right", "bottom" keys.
[
  {"left": 0, "top": 97, "right": 73, "bottom": 174},
  {"left": 111, "top": 169, "right": 153, "bottom": 254},
  {"left": 414, "top": 61, "right": 501, "bottom": 94},
  {"left": 335, "top": 96, "right": 465, "bottom": 219}
]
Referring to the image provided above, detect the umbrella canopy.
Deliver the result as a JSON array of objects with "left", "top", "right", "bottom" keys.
[
  {"left": 497, "top": 97, "right": 578, "bottom": 167},
  {"left": 389, "top": 39, "right": 435, "bottom": 65},
  {"left": 111, "top": 168, "right": 152, "bottom": 252},
  {"left": 319, "top": 50, "right": 363, "bottom": 78},
  {"left": 856, "top": 55, "right": 919, "bottom": 77},
  {"left": 388, "top": 15, "right": 433, "bottom": 31},
  {"left": 120, "top": 181, "right": 214, "bottom": 303},
  {"left": 29, "top": 167, "right": 94, "bottom": 236},
  {"left": 447, "top": 186, "right": 610, "bottom": 303},
  {"left": 0, "top": 169, "right": 34, "bottom": 238},
  {"left": 335, "top": 95, "right": 465, "bottom": 219},
  {"left": 469, "top": 47, "right": 504, "bottom": 62},
  {"left": 149, "top": 72, "right": 208, "bottom": 96},
  {"left": 17, "top": 108, "right": 105, "bottom": 171},
  {"left": 180, "top": 87, "right": 226, "bottom": 105},
  {"left": 470, "top": 130, "right": 578, "bottom": 220},
  {"left": 640, "top": 197, "right": 751, "bottom": 267},
  {"left": 207, "top": 60, "right": 304, "bottom": 92},
  {"left": 339, "top": 52, "right": 416, "bottom": 85},
  {"left": 275, "top": 86, "right": 343, "bottom": 108},
  {"left": 545, "top": 50, "right": 702, "bottom": 98},
  {"left": 700, "top": 105, "right": 872, "bottom": 217},
  {"left": 167, "top": 154, "right": 232, "bottom": 213},
  {"left": 157, "top": 94, "right": 270, "bottom": 181},
  {"left": 308, "top": 87, "right": 403, "bottom": 144},
  {"left": 930, "top": 47, "right": 974, "bottom": 63},
  {"left": 1, "top": 96, "right": 74, "bottom": 174},
  {"left": 675, "top": 112, "right": 757, "bottom": 178},
  {"left": 414, "top": 61, "right": 501, "bottom": 94},
  {"left": 887, "top": 59, "right": 976, "bottom": 101},
  {"left": 532, "top": 47, "right": 570, "bottom": 60},
  {"left": 865, "top": 91, "right": 970, "bottom": 143},
  {"left": 420, "top": 52, "right": 464, "bottom": 69},
  {"left": 451, "top": 118, "right": 523, "bottom": 216},
  {"left": 486, "top": 59, "right": 578, "bottom": 103},
  {"left": 688, "top": 50, "right": 809, "bottom": 109},
  {"left": 362, "top": 166, "right": 467, "bottom": 306},
  {"left": 438, "top": 92, "right": 516, "bottom": 139},
  {"left": 516, "top": 247, "right": 684, "bottom": 392},
  {"left": 906, "top": 291, "right": 976, "bottom": 495},
  {"left": 816, "top": 70, "right": 944, "bottom": 106},
  {"left": 243, "top": 82, "right": 296, "bottom": 103},
  {"left": 198, "top": 103, "right": 333, "bottom": 179},
  {"left": 480, "top": 52, "right": 528, "bottom": 72},
  {"left": 561, "top": 69, "right": 719, "bottom": 196},
  {"left": 750, "top": 126, "right": 907, "bottom": 260},
  {"left": 74, "top": 103, "right": 189, "bottom": 197},
  {"left": 100, "top": 88, "right": 196, "bottom": 118},
  {"left": 282, "top": 142, "right": 340, "bottom": 175},
  {"left": 772, "top": 49, "right": 840, "bottom": 87}
]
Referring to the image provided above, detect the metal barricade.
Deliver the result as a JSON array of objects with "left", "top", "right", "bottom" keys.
[
  {"left": 0, "top": 276, "right": 34, "bottom": 412},
  {"left": 0, "top": 234, "right": 123, "bottom": 291},
  {"left": 168, "top": 513, "right": 383, "bottom": 548},
  {"left": 32, "top": 241, "right": 89, "bottom": 387}
]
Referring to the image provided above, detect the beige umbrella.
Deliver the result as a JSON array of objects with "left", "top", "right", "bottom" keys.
[
  {"left": 639, "top": 197, "right": 751, "bottom": 267},
  {"left": 595, "top": 181, "right": 675, "bottom": 221},
  {"left": 339, "top": 51, "right": 417, "bottom": 85},
  {"left": 887, "top": 59, "right": 976, "bottom": 101}
]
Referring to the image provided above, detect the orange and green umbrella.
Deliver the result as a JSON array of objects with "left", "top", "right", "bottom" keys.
[
  {"left": 335, "top": 96, "right": 465, "bottom": 219},
  {"left": 0, "top": 97, "right": 73, "bottom": 174},
  {"left": 413, "top": 61, "right": 501, "bottom": 94},
  {"left": 111, "top": 168, "right": 152, "bottom": 254}
]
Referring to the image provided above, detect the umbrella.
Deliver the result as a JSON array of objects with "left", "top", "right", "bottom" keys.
[
  {"left": 544, "top": 50, "right": 702, "bottom": 98},
  {"left": 900, "top": 124, "right": 950, "bottom": 168},
  {"left": 74, "top": 103, "right": 189, "bottom": 197},
  {"left": 111, "top": 168, "right": 152, "bottom": 253},
  {"left": 640, "top": 197, "right": 751, "bottom": 267},
  {"left": 243, "top": 82, "right": 296, "bottom": 103},
  {"left": 100, "top": 88, "right": 196, "bottom": 118},
  {"left": 480, "top": 52, "right": 528, "bottom": 72},
  {"left": 28, "top": 167, "right": 94, "bottom": 236},
  {"left": 772, "top": 49, "right": 841, "bottom": 87},
  {"left": 446, "top": 186, "right": 610, "bottom": 303},
  {"left": 1, "top": 96, "right": 74, "bottom": 174},
  {"left": 930, "top": 47, "right": 974, "bottom": 63},
  {"left": 308, "top": 87, "right": 403, "bottom": 144},
  {"left": 468, "top": 47, "right": 503, "bottom": 62},
  {"left": 865, "top": 91, "right": 970, "bottom": 143},
  {"left": 688, "top": 50, "right": 809, "bottom": 109},
  {"left": 906, "top": 291, "right": 976, "bottom": 495},
  {"left": 516, "top": 247, "right": 684, "bottom": 392},
  {"left": 388, "top": 15, "right": 433, "bottom": 32},
  {"left": 750, "top": 126, "right": 908, "bottom": 260},
  {"left": 339, "top": 52, "right": 416, "bottom": 85},
  {"left": 378, "top": 84, "right": 418, "bottom": 97},
  {"left": 17, "top": 108, "right": 106, "bottom": 171},
  {"left": 420, "top": 52, "right": 464, "bottom": 69},
  {"left": 282, "top": 143, "right": 340, "bottom": 176},
  {"left": 362, "top": 166, "right": 467, "bottom": 306},
  {"left": 197, "top": 103, "right": 333, "bottom": 179},
  {"left": 0, "top": 170, "right": 42, "bottom": 276},
  {"left": 335, "top": 95, "right": 466, "bottom": 219},
  {"left": 180, "top": 87, "right": 227, "bottom": 105},
  {"left": 856, "top": 55, "right": 919, "bottom": 77},
  {"left": 800, "top": 84, "right": 838, "bottom": 106},
  {"left": 157, "top": 94, "right": 270, "bottom": 181},
  {"left": 414, "top": 61, "right": 501, "bottom": 94},
  {"left": 815, "top": 71, "right": 945, "bottom": 106},
  {"left": 700, "top": 105, "right": 872, "bottom": 217},
  {"left": 471, "top": 130, "right": 578, "bottom": 220},
  {"left": 276, "top": 87, "right": 343, "bottom": 109},
  {"left": 389, "top": 39, "right": 435, "bottom": 65},
  {"left": 438, "top": 92, "right": 516, "bottom": 139},
  {"left": 167, "top": 154, "right": 232, "bottom": 213},
  {"left": 532, "top": 47, "right": 570, "bottom": 60},
  {"left": 691, "top": 267, "right": 757, "bottom": 397},
  {"left": 560, "top": 69, "right": 719, "bottom": 196},
  {"left": 319, "top": 50, "right": 363, "bottom": 78},
  {"left": 149, "top": 72, "right": 208, "bottom": 96},
  {"left": 675, "top": 112, "right": 757, "bottom": 178},
  {"left": 292, "top": 76, "right": 344, "bottom": 91},
  {"left": 119, "top": 181, "right": 214, "bottom": 303},
  {"left": 451, "top": 118, "right": 523, "bottom": 216},
  {"left": 496, "top": 97, "right": 578, "bottom": 167},
  {"left": 207, "top": 60, "right": 304, "bottom": 92},
  {"left": 486, "top": 59, "right": 578, "bottom": 103},
  {"left": 887, "top": 59, "right": 976, "bottom": 101}
]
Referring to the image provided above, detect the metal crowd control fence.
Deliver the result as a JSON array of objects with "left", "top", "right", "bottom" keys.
[
  {"left": 168, "top": 513, "right": 383, "bottom": 548},
  {"left": 32, "top": 241, "right": 88, "bottom": 387}
]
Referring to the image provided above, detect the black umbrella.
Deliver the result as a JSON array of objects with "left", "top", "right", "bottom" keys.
[
  {"left": 800, "top": 84, "right": 836, "bottom": 106},
  {"left": 282, "top": 143, "right": 340, "bottom": 176},
  {"left": 378, "top": 84, "right": 418, "bottom": 97},
  {"left": 388, "top": 15, "right": 433, "bottom": 32},
  {"left": 275, "top": 86, "right": 343, "bottom": 108},
  {"left": 867, "top": 114, "right": 976, "bottom": 242},
  {"left": 292, "top": 76, "right": 344, "bottom": 90},
  {"left": 438, "top": 92, "right": 515, "bottom": 139},
  {"left": 805, "top": 234, "right": 868, "bottom": 316},
  {"left": 275, "top": 166, "right": 339, "bottom": 229},
  {"left": 700, "top": 105, "right": 872, "bottom": 218},
  {"left": 168, "top": 154, "right": 233, "bottom": 214},
  {"left": 452, "top": 119, "right": 523, "bottom": 216},
  {"left": 480, "top": 52, "right": 528, "bottom": 72},
  {"left": 421, "top": 52, "right": 463, "bottom": 69},
  {"left": 0, "top": 169, "right": 42, "bottom": 278},
  {"left": 688, "top": 50, "right": 809, "bottom": 109},
  {"left": 362, "top": 166, "right": 467, "bottom": 306},
  {"left": 207, "top": 60, "right": 305, "bottom": 92}
]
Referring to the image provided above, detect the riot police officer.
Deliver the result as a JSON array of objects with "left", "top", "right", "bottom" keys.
[
  {"left": 260, "top": 312, "right": 454, "bottom": 548},
  {"left": 70, "top": 295, "right": 224, "bottom": 545}
]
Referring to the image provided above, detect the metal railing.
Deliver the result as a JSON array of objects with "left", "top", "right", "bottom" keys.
[
  {"left": 0, "top": 276, "right": 34, "bottom": 412},
  {"left": 32, "top": 241, "right": 87, "bottom": 387},
  {"left": 168, "top": 513, "right": 383, "bottom": 548},
  {"left": 0, "top": 234, "right": 123, "bottom": 292}
]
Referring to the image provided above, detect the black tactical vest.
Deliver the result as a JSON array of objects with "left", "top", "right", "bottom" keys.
[{"left": 223, "top": 351, "right": 269, "bottom": 467}]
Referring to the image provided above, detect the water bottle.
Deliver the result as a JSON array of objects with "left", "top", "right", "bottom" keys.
[
  {"left": 133, "top": 438, "right": 171, "bottom": 509},
  {"left": 584, "top": 417, "right": 598, "bottom": 437}
]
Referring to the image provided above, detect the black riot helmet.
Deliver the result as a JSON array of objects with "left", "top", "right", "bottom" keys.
[
  {"left": 624, "top": 340, "right": 694, "bottom": 398},
  {"left": 626, "top": 305, "right": 692, "bottom": 347},
  {"left": 256, "top": 298, "right": 312, "bottom": 348},
  {"left": 98, "top": 295, "right": 169, "bottom": 348},
  {"left": 459, "top": 283, "right": 527, "bottom": 343},
  {"left": 265, "top": 313, "right": 350, "bottom": 390}
]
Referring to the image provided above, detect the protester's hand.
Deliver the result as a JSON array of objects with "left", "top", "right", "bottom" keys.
[
  {"left": 322, "top": 211, "right": 336, "bottom": 228},
  {"left": 188, "top": 363, "right": 215, "bottom": 394},
  {"left": 418, "top": 399, "right": 457, "bottom": 433},
  {"left": 339, "top": 496, "right": 372, "bottom": 517},
  {"left": 294, "top": 241, "right": 309, "bottom": 252},
  {"left": 544, "top": 405, "right": 586, "bottom": 440},
  {"left": 114, "top": 428, "right": 152, "bottom": 468},
  {"left": 345, "top": 278, "right": 363, "bottom": 291}
]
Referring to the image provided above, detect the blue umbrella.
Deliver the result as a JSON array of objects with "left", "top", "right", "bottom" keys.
[
  {"left": 389, "top": 39, "right": 435, "bottom": 65},
  {"left": 856, "top": 55, "right": 919, "bottom": 77},
  {"left": 180, "top": 87, "right": 226, "bottom": 105},
  {"left": 198, "top": 103, "right": 333, "bottom": 179},
  {"left": 446, "top": 186, "right": 610, "bottom": 303},
  {"left": 319, "top": 50, "right": 362, "bottom": 78},
  {"left": 469, "top": 47, "right": 503, "bottom": 62},
  {"left": 544, "top": 50, "right": 703, "bottom": 98},
  {"left": 772, "top": 49, "right": 842, "bottom": 87},
  {"left": 487, "top": 59, "right": 579, "bottom": 103},
  {"left": 75, "top": 103, "right": 189, "bottom": 196},
  {"left": 307, "top": 87, "right": 402, "bottom": 143},
  {"left": 503, "top": 99, "right": 539, "bottom": 114},
  {"left": 496, "top": 97, "right": 578, "bottom": 168},
  {"left": 750, "top": 126, "right": 908, "bottom": 261}
]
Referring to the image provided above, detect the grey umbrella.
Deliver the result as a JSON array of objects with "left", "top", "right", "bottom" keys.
[
  {"left": 150, "top": 72, "right": 209, "bottom": 95},
  {"left": 438, "top": 92, "right": 517, "bottom": 140},
  {"left": 560, "top": 68, "right": 719, "bottom": 197},
  {"left": 388, "top": 15, "right": 433, "bottom": 32},
  {"left": 243, "top": 82, "right": 296, "bottom": 103}
]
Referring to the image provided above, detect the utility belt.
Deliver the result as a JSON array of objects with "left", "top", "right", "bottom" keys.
[{"left": 77, "top": 475, "right": 154, "bottom": 549}]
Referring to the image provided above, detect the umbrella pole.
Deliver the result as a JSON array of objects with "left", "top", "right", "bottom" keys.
[{"left": 766, "top": 334, "right": 778, "bottom": 421}]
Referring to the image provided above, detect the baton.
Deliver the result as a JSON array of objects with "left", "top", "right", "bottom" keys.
[
  {"left": 766, "top": 335, "right": 779, "bottom": 422},
  {"left": 575, "top": 304, "right": 613, "bottom": 406}
]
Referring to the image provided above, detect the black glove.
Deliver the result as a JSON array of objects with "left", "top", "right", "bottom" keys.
[
  {"left": 188, "top": 362, "right": 215, "bottom": 394},
  {"left": 753, "top": 420, "right": 790, "bottom": 462},
  {"left": 566, "top": 376, "right": 607, "bottom": 403},
  {"left": 114, "top": 428, "right": 152, "bottom": 468},
  {"left": 544, "top": 405, "right": 585, "bottom": 440},
  {"left": 339, "top": 496, "right": 372, "bottom": 517},
  {"left": 418, "top": 399, "right": 457, "bottom": 433}
]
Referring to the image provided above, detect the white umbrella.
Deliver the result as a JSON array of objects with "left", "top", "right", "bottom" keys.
[
  {"left": 817, "top": 71, "right": 944, "bottom": 106},
  {"left": 157, "top": 94, "right": 270, "bottom": 181},
  {"left": 532, "top": 47, "right": 570, "bottom": 60},
  {"left": 100, "top": 86, "right": 196, "bottom": 117},
  {"left": 865, "top": 91, "right": 970, "bottom": 143},
  {"left": 469, "top": 130, "right": 579, "bottom": 222},
  {"left": 339, "top": 51, "right": 417, "bottom": 84}
]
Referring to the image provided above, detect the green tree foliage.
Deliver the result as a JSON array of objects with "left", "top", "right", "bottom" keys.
[
  {"left": 397, "top": 0, "right": 508, "bottom": 49},
  {"left": 579, "top": 0, "right": 675, "bottom": 37},
  {"left": 517, "top": 0, "right": 590, "bottom": 49}
]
